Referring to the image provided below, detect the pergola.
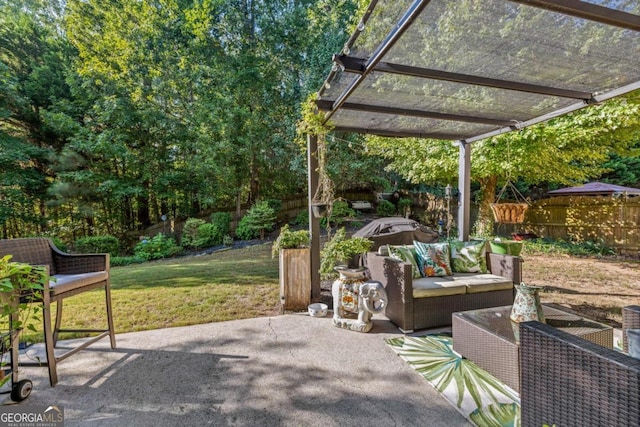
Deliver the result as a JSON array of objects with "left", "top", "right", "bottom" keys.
[{"left": 306, "top": 0, "right": 640, "bottom": 299}]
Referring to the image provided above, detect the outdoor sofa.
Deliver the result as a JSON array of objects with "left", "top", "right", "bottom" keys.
[
  {"left": 519, "top": 310, "right": 640, "bottom": 427},
  {"left": 365, "top": 243, "right": 522, "bottom": 332}
]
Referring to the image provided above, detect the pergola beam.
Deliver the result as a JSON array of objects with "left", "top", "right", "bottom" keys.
[
  {"left": 337, "top": 55, "right": 594, "bottom": 101},
  {"left": 332, "top": 127, "right": 466, "bottom": 140},
  {"left": 316, "top": 100, "right": 516, "bottom": 127},
  {"left": 508, "top": 0, "right": 640, "bottom": 32},
  {"left": 323, "top": 0, "right": 432, "bottom": 124}
]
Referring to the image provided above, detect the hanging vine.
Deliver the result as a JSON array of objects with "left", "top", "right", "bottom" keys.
[{"left": 297, "top": 94, "right": 336, "bottom": 235}]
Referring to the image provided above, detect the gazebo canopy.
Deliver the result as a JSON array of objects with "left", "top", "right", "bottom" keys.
[
  {"left": 548, "top": 181, "right": 640, "bottom": 196},
  {"left": 316, "top": 0, "right": 640, "bottom": 142}
]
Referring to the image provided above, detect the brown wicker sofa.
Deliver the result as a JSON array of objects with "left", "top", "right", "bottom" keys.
[
  {"left": 365, "top": 249, "right": 522, "bottom": 332},
  {"left": 0, "top": 238, "right": 116, "bottom": 386},
  {"left": 520, "top": 318, "right": 640, "bottom": 427}
]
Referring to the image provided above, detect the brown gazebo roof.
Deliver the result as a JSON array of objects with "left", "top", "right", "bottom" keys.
[{"left": 548, "top": 182, "right": 640, "bottom": 196}]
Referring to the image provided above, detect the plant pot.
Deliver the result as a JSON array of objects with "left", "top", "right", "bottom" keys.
[
  {"left": 279, "top": 248, "right": 311, "bottom": 311},
  {"left": 511, "top": 232, "right": 537, "bottom": 241},
  {"left": 311, "top": 203, "right": 328, "bottom": 218},
  {"left": 489, "top": 240, "right": 523, "bottom": 256}
]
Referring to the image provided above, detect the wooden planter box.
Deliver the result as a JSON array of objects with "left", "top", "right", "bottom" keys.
[{"left": 279, "top": 248, "right": 311, "bottom": 311}]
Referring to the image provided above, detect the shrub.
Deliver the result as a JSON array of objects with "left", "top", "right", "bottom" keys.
[
  {"left": 264, "top": 199, "right": 282, "bottom": 214},
  {"left": 196, "top": 223, "right": 222, "bottom": 247},
  {"left": 49, "top": 236, "right": 68, "bottom": 253},
  {"left": 398, "top": 198, "right": 413, "bottom": 216},
  {"left": 181, "top": 218, "right": 206, "bottom": 249},
  {"left": 323, "top": 200, "right": 356, "bottom": 226},
  {"left": 74, "top": 235, "right": 120, "bottom": 256},
  {"left": 134, "top": 234, "right": 183, "bottom": 260},
  {"left": 223, "top": 235, "right": 233, "bottom": 246},
  {"left": 293, "top": 210, "right": 309, "bottom": 226},
  {"left": 211, "top": 212, "right": 232, "bottom": 237},
  {"left": 236, "top": 201, "right": 276, "bottom": 240},
  {"left": 376, "top": 199, "right": 396, "bottom": 217}
]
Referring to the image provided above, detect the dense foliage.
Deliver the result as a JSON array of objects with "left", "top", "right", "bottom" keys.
[
  {"left": 1, "top": 0, "right": 380, "bottom": 243},
  {"left": 1, "top": 0, "right": 639, "bottom": 244}
]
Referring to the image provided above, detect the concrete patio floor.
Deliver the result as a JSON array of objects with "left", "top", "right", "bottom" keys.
[{"left": 4, "top": 313, "right": 471, "bottom": 426}]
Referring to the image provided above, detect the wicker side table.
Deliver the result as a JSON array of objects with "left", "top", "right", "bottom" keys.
[{"left": 452, "top": 305, "right": 613, "bottom": 393}]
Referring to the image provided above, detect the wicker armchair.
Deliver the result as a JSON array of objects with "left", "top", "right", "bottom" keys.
[
  {"left": 0, "top": 238, "right": 116, "bottom": 386},
  {"left": 519, "top": 321, "right": 640, "bottom": 427}
]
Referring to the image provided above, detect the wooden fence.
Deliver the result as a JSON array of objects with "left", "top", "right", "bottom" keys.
[{"left": 497, "top": 195, "right": 640, "bottom": 256}]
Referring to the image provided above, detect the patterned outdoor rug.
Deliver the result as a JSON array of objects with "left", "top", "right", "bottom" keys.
[{"left": 386, "top": 334, "right": 520, "bottom": 427}]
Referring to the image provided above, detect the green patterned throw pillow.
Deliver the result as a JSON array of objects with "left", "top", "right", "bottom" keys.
[
  {"left": 387, "top": 245, "right": 421, "bottom": 279},
  {"left": 413, "top": 241, "right": 452, "bottom": 277},
  {"left": 450, "top": 240, "right": 487, "bottom": 273}
]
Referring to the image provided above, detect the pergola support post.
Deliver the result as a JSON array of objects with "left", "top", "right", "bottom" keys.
[
  {"left": 307, "top": 134, "right": 321, "bottom": 302},
  {"left": 457, "top": 141, "right": 471, "bottom": 241}
]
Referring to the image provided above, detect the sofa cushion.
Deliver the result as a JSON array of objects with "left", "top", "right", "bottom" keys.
[
  {"left": 451, "top": 240, "right": 487, "bottom": 273},
  {"left": 451, "top": 273, "right": 514, "bottom": 293},
  {"left": 387, "top": 245, "right": 421, "bottom": 279},
  {"left": 50, "top": 271, "right": 108, "bottom": 296},
  {"left": 413, "top": 241, "right": 453, "bottom": 277},
  {"left": 412, "top": 276, "right": 467, "bottom": 298}
]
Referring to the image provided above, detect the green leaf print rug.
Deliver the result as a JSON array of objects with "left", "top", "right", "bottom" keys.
[{"left": 386, "top": 335, "right": 520, "bottom": 427}]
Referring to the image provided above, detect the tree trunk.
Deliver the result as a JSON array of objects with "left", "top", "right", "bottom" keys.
[{"left": 475, "top": 175, "right": 498, "bottom": 237}]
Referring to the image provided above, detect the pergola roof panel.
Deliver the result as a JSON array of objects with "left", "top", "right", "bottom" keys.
[
  {"left": 338, "top": 72, "right": 578, "bottom": 122},
  {"left": 329, "top": 108, "right": 500, "bottom": 139},
  {"left": 317, "top": 0, "right": 640, "bottom": 142},
  {"left": 380, "top": 0, "right": 640, "bottom": 93}
]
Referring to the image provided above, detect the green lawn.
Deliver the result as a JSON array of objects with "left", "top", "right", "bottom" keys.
[{"left": 18, "top": 243, "right": 280, "bottom": 342}]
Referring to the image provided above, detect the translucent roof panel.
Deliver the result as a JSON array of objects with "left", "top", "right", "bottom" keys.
[
  {"left": 385, "top": 0, "right": 640, "bottom": 94},
  {"left": 317, "top": 0, "right": 640, "bottom": 142},
  {"left": 347, "top": 72, "right": 577, "bottom": 122},
  {"left": 348, "top": 0, "right": 415, "bottom": 59},
  {"left": 330, "top": 109, "right": 500, "bottom": 139}
]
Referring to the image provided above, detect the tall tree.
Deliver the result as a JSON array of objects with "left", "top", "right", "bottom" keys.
[{"left": 0, "top": 0, "right": 71, "bottom": 236}]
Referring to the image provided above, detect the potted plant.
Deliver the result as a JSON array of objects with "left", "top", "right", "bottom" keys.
[
  {"left": 0, "top": 255, "right": 49, "bottom": 391},
  {"left": 0, "top": 255, "right": 48, "bottom": 331},
  {"left": 271, "top": 224, "right": 309, "bottom": 258},
  {"left": 272, "top": 225, "right": 311, "bottom": 311},
  {"left": 320, "top": 227, "right": 374, "bottom": 278}
]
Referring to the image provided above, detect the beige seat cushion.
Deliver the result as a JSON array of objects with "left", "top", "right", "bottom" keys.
[
  {"left": 51, "top": 272, "right": 108, "bottom": 295},
  {"left": 412, "top": 276, "right": 467, "bottom": 298},
  {"left": 451, "top": 273, "right": 513, "bottom": 293}
]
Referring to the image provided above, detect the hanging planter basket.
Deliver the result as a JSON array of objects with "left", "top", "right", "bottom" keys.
[
  {"left": 311, "top": 202, "right": 328, "bottom": 218},
  {"left": 491, "top": 179, "right": 530, "bottom": 224},
  {"left": 490, "top": 202, "right": 528, "bottom": 224}
]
